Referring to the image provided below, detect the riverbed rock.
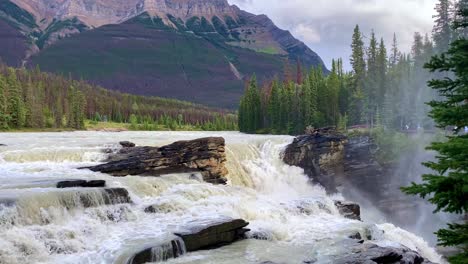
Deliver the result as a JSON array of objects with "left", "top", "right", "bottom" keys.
[
  {"left": 333, "top": 242, "right": 434, "bottom": 264},
  {"left": 120, "top": 141, "right": 136, "bottom": 148},
  {"left": 84, "top": 137, "right": 228, "bottom": 184},
  {"left": 174, "top": 218, "right": 250, "bottom": 251},
  {"left": 283, "top": 129, "right": 347, "bottom": 192},
  {"left": 77, "top": 188, "right": 132, "bottom": 207},
  {"left": 126, "top": 239, "right": 186, "bottom": 264},
  {"left": 57, "top": 180, "right": 106, "bottom": 188},
  {"left": 334, "top": 201, "right": 361, "bottom": 221}
]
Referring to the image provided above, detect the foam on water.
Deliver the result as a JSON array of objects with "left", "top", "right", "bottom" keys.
[{"left": 0, "top": 132, "right": 445, "bottom": 263}]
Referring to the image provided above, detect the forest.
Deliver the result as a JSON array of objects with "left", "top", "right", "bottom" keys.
[
  {"left": 0, "top": 65, "right": 238, "bottom": 131},
  {"left": 238, "top": 0, "right": 465, "bottom": 135}
]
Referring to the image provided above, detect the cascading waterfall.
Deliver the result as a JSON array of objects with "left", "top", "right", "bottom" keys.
[{"left": 0, "top": 132, "right": 445, "bottom": 264}]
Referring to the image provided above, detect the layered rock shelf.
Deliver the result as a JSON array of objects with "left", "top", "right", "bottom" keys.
[
  {"left": 84, "top": 137, "right": 228, "bottom": 184},
  {"left": 125, "top": 217, "right": 250, "bottom": 264}
]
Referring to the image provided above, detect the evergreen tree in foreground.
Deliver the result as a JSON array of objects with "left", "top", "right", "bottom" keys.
[{"left": 402, "top": 6, "right": 468, "bottom": 263}]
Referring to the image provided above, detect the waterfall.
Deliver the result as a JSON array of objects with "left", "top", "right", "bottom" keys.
[{"left": 0, "top": 131, "right": 445, "bottom": 264}]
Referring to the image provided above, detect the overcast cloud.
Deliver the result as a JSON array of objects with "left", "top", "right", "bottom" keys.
[{"left": 228, "top": 0, "right": 437, "bottom": 70}]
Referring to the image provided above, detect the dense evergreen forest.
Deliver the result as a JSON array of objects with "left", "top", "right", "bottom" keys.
[
  {"left": 0, "top": 65, "right": 238, "bottom": 131},
  {"left": 239, "top": 0, "right": 465, "bottom": 135}
]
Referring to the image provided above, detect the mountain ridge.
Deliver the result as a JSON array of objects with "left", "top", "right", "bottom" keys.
[{"left": 0, "top": 0, "right": 327, "bottom": 108}]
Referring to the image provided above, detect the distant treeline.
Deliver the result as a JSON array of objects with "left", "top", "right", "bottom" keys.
[
  {"left": 239, "top": 22, "right": 448, "bottom": 135},
  {"left": 0, "top": 65, "right": 237, "bottom": 130}
]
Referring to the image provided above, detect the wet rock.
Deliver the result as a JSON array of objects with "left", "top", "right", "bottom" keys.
[
  {"left": 283, "top": 129, "right": 347, "bottom": 193},
  {"left": 57, "top": 180, "right": 87, "bottom": 188},
  {"left": 78, "top": 188, "right": 132, "bottom": 208},
  {"left": 84, "top": 137, "right": 228, "bottom": 184},
  {"left": 126, "top": 239, "right": 186, "bottom": 264},
  {"left": 174, "top": 218, "right": 249, "bottom": 252},
  {"left": 333, "top": 242, "right": 433, "bottom": 264},
  {"left": 57, "top": 180, "right": 106, "bottom": 188},
  {"left": 144, "top": 205, "right": 158, "bottom": 213},
  {"left": 120, "top": 141, "right": 136, "bottom": 148},
  {"left": 348, "top": 232, "right": 362, "bottom": 240},
  {"left": 334, "top": 201, "right": 361, "bottom": 221}
]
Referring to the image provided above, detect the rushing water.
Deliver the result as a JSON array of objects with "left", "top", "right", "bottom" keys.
[{"left": 0, "top": 132, "right": 445, "bottom": 264}]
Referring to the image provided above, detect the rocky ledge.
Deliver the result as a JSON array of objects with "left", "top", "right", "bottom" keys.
[
  {"left": 125, "top": 217, "right": 249, "bottom": 264},
  {"left": 84, "top": 137, "right": 228, "bottom": 184}
]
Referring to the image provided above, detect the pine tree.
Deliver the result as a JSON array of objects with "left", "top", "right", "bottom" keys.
[
  {"left": 402, "top": 8, "right": 468, "bottom": 263},
  {"left": 5, "top": 69, "right": 25, "bottom": 128},
  {"left": 268, "top": 80, "right": 281, "bottom": 132},
  {"left": 349, "top": 25, "right": 366, "bottom": 125},
  {"left": 0, "top": 74, "right": 8, "bottom": 129},
  {"left": 390, "top": 33, "right": 400, "bottom": 67},
  {"left": 366, "top": 30, "right": 379, "bottom": 127},
  {"left": 454, "top": 0, "right": 468, "bottom": 38},
  {"left": 376, "top": 38, "right": 388, "bottom": 109},
  {"left": 433, "top": 0, "right": 453, "bottom": 53}
]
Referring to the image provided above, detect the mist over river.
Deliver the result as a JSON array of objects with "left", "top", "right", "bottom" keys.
[{"left": 0, "top": 132, "right": 445, "bottom": 264}]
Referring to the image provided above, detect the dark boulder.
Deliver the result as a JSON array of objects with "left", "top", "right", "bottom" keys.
[
  {"left": 83, "top": 137, "right": 228, "bottom": 184},
  {"left": 0, "top": 144, "right": 6, "bottom": 147},
  {"left": 174, "top": 218, "right": 249, "bottom": 252},
  {"left": 334, "top": 201, "right": 361, "bottom": 221},
  {"left": 120, "top": 141, "right": 136, "bottom": 148},
  {"left": 333, "top": 242, "right": 433, "bottom": 264},
  {"left": 126, "top": 239, "right": 186, "bottom": 264},
  {"left": 57, "top": 180, "right": 106, "bottom": 188}
]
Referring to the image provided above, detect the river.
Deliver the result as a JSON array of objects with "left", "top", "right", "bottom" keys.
[{"left": 0, "top": 131, "right": 444, "bottom": 263}]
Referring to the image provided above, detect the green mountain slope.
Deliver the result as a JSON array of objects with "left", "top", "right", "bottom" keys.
[{"left": 29, "top": 13, "right": 287, "bottom": 108}]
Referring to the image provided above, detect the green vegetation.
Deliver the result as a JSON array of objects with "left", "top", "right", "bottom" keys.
[
  {"left": 402, "top": 2, "right": 468, "bottom": 262},
  {"left": 0, "top": 65, "right": 237, "bottom": 131},
  {"left": 239, "top": 22, "right": 437, "bottom": 134},
  {"left": 258, "top": 47, "right": 280, "bottom": 55},
  {"left": 36, "top": 18, "right": 88, "bottom": 49}
]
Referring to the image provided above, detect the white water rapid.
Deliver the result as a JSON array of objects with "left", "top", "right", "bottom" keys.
[{"left": 0, "top": 132, "right": 445, "bottom": 264}]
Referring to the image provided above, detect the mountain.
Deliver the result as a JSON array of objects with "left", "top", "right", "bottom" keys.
[{"left": 0, "top": 0, "right": 326, "bottom": 108}]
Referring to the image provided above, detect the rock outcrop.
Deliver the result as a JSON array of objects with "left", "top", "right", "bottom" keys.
[
  {"left": 333, "top": 242, "right": 434, "bottom": 264},
  {"left": 85, "top": 137, "right": 228, "bottom": 184},
  {"left": 283, "top": 129, "right": 385, "bottom": 194},
  {"left": 283, "top": 129, "right": 347, "bottom": 192},
  {"left": 174, "top": 218, "right": 249, "bottom": 251},
  {"left": 124, "top": 217, "right": 249, "bottom": 263}
]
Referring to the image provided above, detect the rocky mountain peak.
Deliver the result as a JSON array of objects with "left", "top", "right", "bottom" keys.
[{"left": 10, "top": 0, "right": 238, "bottom": 27}]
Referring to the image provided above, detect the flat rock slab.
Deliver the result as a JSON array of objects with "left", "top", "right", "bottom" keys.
[
  {"left": 84, "top": 137, "right": 228, "bottom": 184},
  {"left": 57, "top": 180, "right": 106, "bottom": 188},
  {"left": 174, "top": 218, "right": 250, "bottom": 252}
]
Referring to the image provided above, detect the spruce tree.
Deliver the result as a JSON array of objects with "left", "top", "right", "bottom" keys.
[
  {"left": 350, "top": 25, "right": 366, "bottom": 125},
  {"left": 0, "top": 74, "right": 8, "bottom": 129},
  {"left": 6, "top": 69, "right": 25, "bottom": 128},
  {"left": 402, "top": 7, "right": 468, "bottom": 263},
  {"left": 433, "top": 0, "right": 453, "bottom": 53}
]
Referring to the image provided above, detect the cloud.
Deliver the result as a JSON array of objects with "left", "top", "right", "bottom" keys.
[{"left": 228, "top": 0, "right": 437, "bottom": 70}]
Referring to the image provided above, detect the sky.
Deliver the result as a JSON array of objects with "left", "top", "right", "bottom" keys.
[{"left": 227, "top": 0, "right": 438, "bottom": 70}]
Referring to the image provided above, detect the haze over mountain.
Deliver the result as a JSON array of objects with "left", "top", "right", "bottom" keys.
[{"left": 0, "top": 0, "right": 326, "bottom": 108}]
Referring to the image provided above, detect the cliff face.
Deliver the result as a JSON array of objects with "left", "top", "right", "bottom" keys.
[{"left": 9, "top": 0, "right": 237, "bottom": 28}]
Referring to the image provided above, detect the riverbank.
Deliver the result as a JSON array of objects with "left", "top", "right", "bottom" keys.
[{"left": 0, "top": 121, "right": 234, "bottom": 133}]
